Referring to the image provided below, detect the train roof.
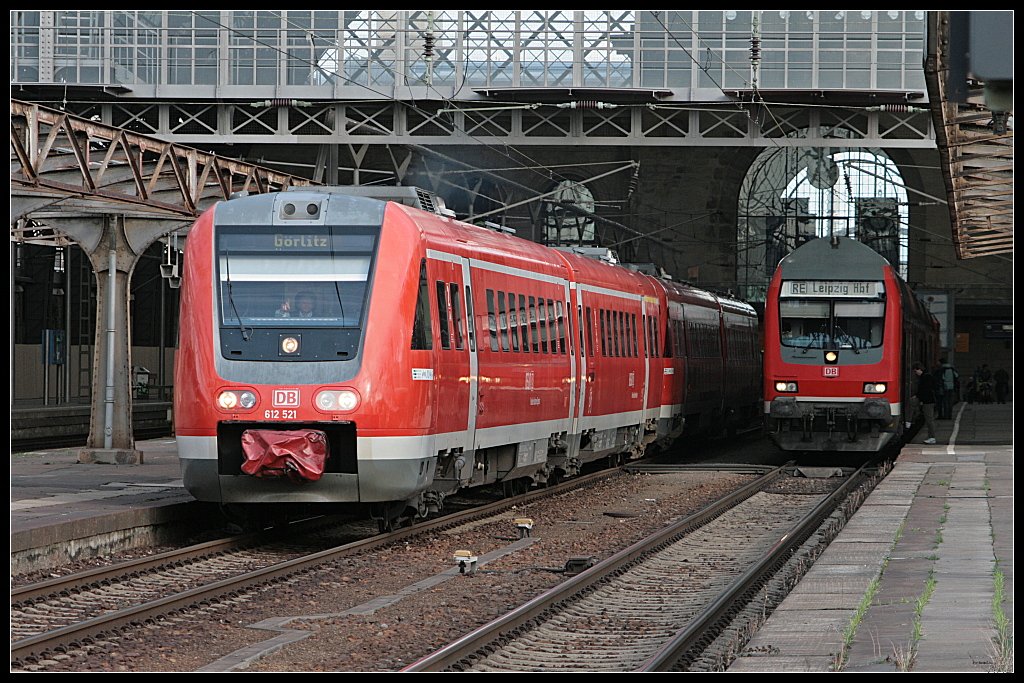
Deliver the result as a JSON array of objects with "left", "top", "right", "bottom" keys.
[{"left": 777, "top": 236, "right": 890, "bottom": 281}]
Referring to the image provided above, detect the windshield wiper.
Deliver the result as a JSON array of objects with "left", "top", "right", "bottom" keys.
[
  {"left": 224, "top": 250, "right": 251, "bottom": 342},
  {"left": 328, "top": 226, "right": 348, "bottom": 326},
  {"left": 833, "top": 323, "right": 861, "bottom": 354},
  {"left": 800, "top": 324, "right": 829, "bottom": 354}
]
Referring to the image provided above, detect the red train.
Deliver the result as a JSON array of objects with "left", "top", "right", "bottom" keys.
[
  {"left": 174, "top": 187, "right": 761, "bottom": 529},
  {"left": 762, "top": 236, "right": 940, "bottom": 452}
]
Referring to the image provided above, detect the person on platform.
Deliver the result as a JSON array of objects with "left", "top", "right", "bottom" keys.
[{"left": 912, "top": 361, "right": 938, "bottom": 444}]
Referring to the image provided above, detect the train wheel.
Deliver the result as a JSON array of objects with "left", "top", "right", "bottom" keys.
[
  {"left": 502, "top": 478, "right": 530, "bottom": 497},
  {"left": 220, "top": 504, "right": 275, "bottom": 533},
  {"left": 371, "top": 501, "right": 412, "bottom": 534}
]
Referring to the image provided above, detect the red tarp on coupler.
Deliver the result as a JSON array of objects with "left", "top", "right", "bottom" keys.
[{"left": 240, "top": 429, "right": 329, "bottom": 482}]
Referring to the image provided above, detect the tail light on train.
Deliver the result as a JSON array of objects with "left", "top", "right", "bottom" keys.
[
  {"left": 863, "top": 383, "right": 887, "bottom": 394},
  {"left": 316, "top": 389, "right": 360, "bottom": 412},
  {"left": 217, "top": 390, "right": 257, "bottom": 410},
  {"left": 774, "top": 381, "right": 798, "bottom": 393}
]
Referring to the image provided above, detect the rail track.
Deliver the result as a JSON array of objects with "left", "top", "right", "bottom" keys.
[
  {"left": 11, "top": 467, "right": 621, "bottom": 666},
  {"left": 404, "top": 463, "right": 873, "bottom": 672}
]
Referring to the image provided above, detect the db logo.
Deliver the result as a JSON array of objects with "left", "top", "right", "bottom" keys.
[
  {"left": 822, "top": 367, "right": 840, "bottom": 378},
  {"left": 273, "top": 389, "right": 300, "bottom": 407}
]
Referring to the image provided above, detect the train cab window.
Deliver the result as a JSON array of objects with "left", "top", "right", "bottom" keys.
[
  {"left": 497, "top": 291, "right": 510, "bottom": 352},
  {"left": 450, "top": 283, "right": 464, "bottom": 350},
  {"left": 779, "top": 300, "right": 831, "bottom": 349},
  {"left": 486, "top": 289, "right": 499, "bottom": 352},
  {"left": 411, "top": 259, "right": 433, "bottom": 350},
  {"left": 780, "top": 298, "right": 884, "bottom": 349},
  {"left": 216, "top": 225, "right": 377, "bottom": 353},
  {"left": 436, "top": 281, "right": 451, "bottom": 350},
  {"left": 834, "top": 300, "right": 885, "bottom": 348}
]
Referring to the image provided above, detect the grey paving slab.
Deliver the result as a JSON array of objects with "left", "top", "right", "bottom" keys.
[
  {"left": 729, "top": 655, "right": 839, "bottom": 672},
  {"left": 771, "top": 593, "right": 866, "bottom": 610}
]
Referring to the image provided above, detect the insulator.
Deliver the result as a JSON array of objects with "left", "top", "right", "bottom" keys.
[
  {"left": 627, "top": 165, "right": 640, "bottom": 197},
  {"left": 557, "top": 101, "right": 617, "bottom": 110},
  {"left": 423, "top": 33, "right": 435, "bottom": 60},
  {"left": 866, "top": 104, "right": 927, "bottom": 113},
  {"left": 749, "top": 36, "right": 761, "bottom": 63}
]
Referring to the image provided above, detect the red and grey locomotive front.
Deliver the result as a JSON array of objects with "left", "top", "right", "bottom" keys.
[
  {"left": 175, "top": 191, "right": 435, "bottom": 509},
  {"left": 764, "top": 238, "right": 899, "bottom": 451}
]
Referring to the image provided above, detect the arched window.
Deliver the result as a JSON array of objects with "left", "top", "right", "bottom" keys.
[{"left": 737, "top": 128, "right": 908, "bottom": 302}]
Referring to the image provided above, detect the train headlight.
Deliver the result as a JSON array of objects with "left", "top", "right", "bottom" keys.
[
  {"left": 217, "top": 390, "right": 258, "bottom": 411},
  {"left": 280, "top": 335, "right": 301, "bottom": 355},
  {"left": 863, "top": 382, "right": 887, "bottom": 394},
  {"left": 316, "top": 389, "right": 360, "bottom": 412},
  {"left": 774, "top": 381, "right": 798, "bottom": 393},
  {"left": 824, "top": 350, "right": 839, "bottom": 363}
]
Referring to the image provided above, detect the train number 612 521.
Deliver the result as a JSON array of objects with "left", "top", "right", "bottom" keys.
[{"left": 264, "top": 409, "right": 297, "bottom": 419}]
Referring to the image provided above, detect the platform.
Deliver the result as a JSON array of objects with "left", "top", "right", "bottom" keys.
[
  {"left": 10, "top": 437, "right": 216, "bottom": 573},
  {"left": 730, "top": 400, "right": 1014, "bottom": 672}
]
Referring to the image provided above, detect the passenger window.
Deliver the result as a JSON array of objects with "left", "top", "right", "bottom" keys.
[
  {"left": 498, "top": 291, "right": 510, "bottom": 352},
  {"left": 519, "top": 294, "right": 529, "bottom": 353},
  {"left": 436, "top": 281, "right": 451, "bottom": 350},
  {"left": 450, "top": 283, "right": 464, "bottom": 350},
  {"left": 465, "top": 285, "right": 475, "bottom": 352},
  {"left": 538, "top": 296, "right": 548, "bottom": 353},
  {"left": 486, "top": 289, "right": 498, "bottom": 352},
  {"left": 546, "top": 299, "right": 557, "bottom": 353},
  {"left": 555, "top": 300, "right": 566, "bottom": 354},
  {"left": 626, "top": 313, "right": 634, "bottom": 358},
  {"left": 611, "top": 310, "right": 620, "bottom": 357},
  {"left": 586, "top": 306, "right": 594, "bottom": 357},
  {"left": 529, "top": 296, "right": 539, "bottom": 352},
  {"left": 508, "top": 291, "right": 519, "bottom": 352},
  {"left": 410, "top": 259, "right": 432, "bottom": 350}
]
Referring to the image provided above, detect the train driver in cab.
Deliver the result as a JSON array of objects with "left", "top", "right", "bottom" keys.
[{"left": 276, "top": 290, "right": 317, "bottom": 318}]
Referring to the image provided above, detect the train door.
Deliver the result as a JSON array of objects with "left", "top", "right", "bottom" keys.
[
  {"left": 564, "top": 282, "right": 578, "bottom": 438},
  {"left": 459, "top": 257, "right": 479, "bottom": 451},
  {"left": 581, "top": 291, "right": 597, "bottom": 417},
  {"left": 427, "top": 256, "right": 474, "bottom": 451},
  {"left": 571, "top": 285, "right": 585, "bottom": 439},
  {"left": 642, "top": 296, "right": 657, "bottom": 422}
]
